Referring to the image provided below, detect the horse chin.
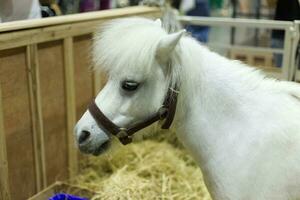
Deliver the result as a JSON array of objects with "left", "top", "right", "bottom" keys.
[{"left": 92, "top": 140, "right": 111, "bottom": 156}]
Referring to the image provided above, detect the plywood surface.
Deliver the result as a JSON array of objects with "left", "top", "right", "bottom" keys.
[
  {"left": 0, "top": 84, "right": 11, "bottom": 200},
  {"left": 38, "top": 41, "right": 68, "bottom": 184},
  {"left": 0, "top": 48, "right": 36, "bottom": 200},
  {"left": 74, "top": 35, "right": 94, "bottom": 119}
]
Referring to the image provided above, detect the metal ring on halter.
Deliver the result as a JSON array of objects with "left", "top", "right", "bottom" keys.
[
  {"left": 117, "top": 128, "right": 132, "bottom": 145},
  {"left": 158, "top": 106, "right": 168, "bottom": 119},
  {"left": 116, "top": 127, "right": 129, "bottom": 139}
]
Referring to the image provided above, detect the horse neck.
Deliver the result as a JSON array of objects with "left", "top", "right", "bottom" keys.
[{"left": 173, "top": 37, "right": 265, "bottom": 182}]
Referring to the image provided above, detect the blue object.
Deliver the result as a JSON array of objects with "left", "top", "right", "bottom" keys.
[
  {"left": 186, "top": 0, "right": 210, "bottom": 43},
  {"left": 49, "top": 193, "right": 88, "bottom": 200}
]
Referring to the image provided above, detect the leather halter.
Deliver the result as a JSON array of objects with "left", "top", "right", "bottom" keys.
[{"left": 88, "top": 85, "right": 179, "bottom": 145}]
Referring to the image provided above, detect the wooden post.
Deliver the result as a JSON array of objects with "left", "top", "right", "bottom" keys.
[
  {"left": 0, "top": 84, "right": 11, "bottom": 200},
  {"left": 282, "top": 26, "right": 294, "bottom": 80},
  {"left": 63, "top": 37, "right": 78, "bottom": 179},
  {"left": 26, "top": 44, "right": 47, "bottom": 189}
]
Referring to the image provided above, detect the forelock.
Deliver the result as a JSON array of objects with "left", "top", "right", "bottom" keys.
[{"left": 92, "top": 17, "right": 167, "bottom": 78}]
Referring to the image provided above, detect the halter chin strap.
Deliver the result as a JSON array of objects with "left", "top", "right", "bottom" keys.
[{"left": 88, "top": 85, "right": 179, "bottom": 145}]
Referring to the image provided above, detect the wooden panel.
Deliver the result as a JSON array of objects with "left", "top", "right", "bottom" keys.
[
  {"left": 73, "top": 34, "right": 108, "bottom": 120},
  {"left": 38, "top": 41, "right": 68, "bottom": 184},
  {"left": 0, "top": 85, "right": 10, "bottom": 200},
  {"left": 73, "top": 35, "right": 94, "bottom": 120},
  {"left": 0, "top": 48, "right": 36, "bottom": 200}
]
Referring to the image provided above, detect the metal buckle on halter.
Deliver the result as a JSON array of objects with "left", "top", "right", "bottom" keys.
[
  {"left": 116, "top": 127, "right": 129, "bottom": 139},
  {"left": 158, "top": 106, "right": 168, "bottom": 120},
  {"left": 116, "top": 128, "right": 132, "bottom": 145}
]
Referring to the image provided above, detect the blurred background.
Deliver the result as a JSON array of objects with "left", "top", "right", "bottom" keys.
[{"left": 1, "top": 0, "right": 299, "bottom": 70}]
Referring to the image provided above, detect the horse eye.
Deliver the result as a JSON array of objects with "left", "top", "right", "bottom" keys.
[{"left": 121, "top": 81, "right": 140, "bottom": 91}]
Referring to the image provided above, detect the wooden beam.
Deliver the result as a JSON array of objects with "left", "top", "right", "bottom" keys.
[
  {"left": 0, "top": 12, "right": 161, "bottom": 51},
  {"left": 0, "top": 7, "right": 160, "bottom": 32},
  {"left": 0, "top": 84, "right": 11, "bottom": 200},
  {"left": 63, "top": 37, "right": 78, "bottom": 179},
  {"left": 26, "top": 45, "right": 47, "bottom": 189},
  {"left": 26, "top": 45, "right": 42, "bottom": 191},
  {"left": 0, "top": 21, "right": 98, "bottom": 51}
]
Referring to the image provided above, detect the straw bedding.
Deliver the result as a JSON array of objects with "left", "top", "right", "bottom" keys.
[{"left": 73, "top": 131, "right": 211, "bottom": 200}]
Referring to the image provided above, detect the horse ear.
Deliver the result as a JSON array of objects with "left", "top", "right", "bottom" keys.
[
  {"left": 154, "top": 19, "right": 162, "bottom": 27},
  {"left": 156, "top": 30, "right": 186, "bottom": 64}
]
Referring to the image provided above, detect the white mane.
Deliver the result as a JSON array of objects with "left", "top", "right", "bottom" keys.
[
  {"left": 92, "top": 18, "right": 165, "bottom": 76},
  {"left": 93, "top": 17, "right": 183, "bottom": 88}
]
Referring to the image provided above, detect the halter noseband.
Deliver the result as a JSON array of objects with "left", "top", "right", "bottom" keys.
[{"left": 88, "top": 85, "right": 179, "bottom": 145}]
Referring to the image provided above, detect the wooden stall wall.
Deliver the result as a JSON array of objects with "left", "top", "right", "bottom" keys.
[{"left": 0, "top": 6, "right": 161, "bottom": 200}]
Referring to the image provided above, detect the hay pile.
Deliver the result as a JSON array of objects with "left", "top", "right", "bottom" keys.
[{"left": 73, "top": 132, "right": 211, "bottom": 200}]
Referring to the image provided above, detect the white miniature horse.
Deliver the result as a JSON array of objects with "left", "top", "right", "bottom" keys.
[{"left": 75, "top": 17, "right": 300, "bottom": 199}]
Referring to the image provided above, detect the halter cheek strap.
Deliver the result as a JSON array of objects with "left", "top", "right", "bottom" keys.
[{"left": 88, "top": 86, "right": 179, "bottom": 145}]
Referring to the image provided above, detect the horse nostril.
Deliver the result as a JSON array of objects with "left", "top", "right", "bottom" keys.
[{"left": 78, "top": 130, "right": 91, "bottom": 144}]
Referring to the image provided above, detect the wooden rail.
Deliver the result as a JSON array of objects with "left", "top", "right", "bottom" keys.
[
  {"left": 0, "top": 7, "right": 161, "bottom": 51},
  {"left": 0, "top": 6, "right": 161, "bottom": 32},
  {"left": 179, "top": 16, "right": 300, "bottom": 81}
]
